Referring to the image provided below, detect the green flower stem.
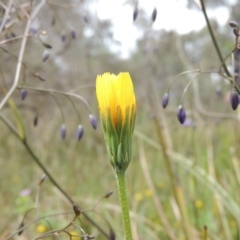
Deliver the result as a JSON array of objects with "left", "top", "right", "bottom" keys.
[{"left": 116, "top": 170, "right": 133, "bottom": 240}]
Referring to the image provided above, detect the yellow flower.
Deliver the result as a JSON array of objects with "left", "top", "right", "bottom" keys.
[
  {"left": 96, "top": 72, "right": 136, "bottom": 172},
  {"left": 96, "top": 72, "right": 136, "bottom": 127},
  {"left": 36, "top": 224, "right": 47, "bottom": 233},
  {"left": 144, "top": 188, "right": 152, "bottom": 197},
  {"left": 134, "top": 193, "right": 143, "bottom": 202},
  {"left": 195, "top": 200, "right": 203, "bottom": 208}
]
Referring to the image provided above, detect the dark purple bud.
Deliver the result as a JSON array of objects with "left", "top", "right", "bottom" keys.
[
  {"left": 60, "top": 124, "right": 66, "bottom": 139},
  {"left": 89, "top": 114, "right": 97, "bottom": 129},
  {"left": 29, "top": 27, "right": 37, "bottom": 34},
  {"left": 21, "top": 89, "right": 27, "bottom": 100},
  {"left": 42, "top": 42, "right": 52, "bottom": 49},
  {"left": 42, "top": 50, "right": 50, "bottom": 62},
  {"left": 105, "top": 190, "right": 113, "bottom": 198},
  {"left": 71, "top": 28, "right": 76, "bottom": 39},
  {"left": 34, "top": 115, "right": 38, "bottom": 127},
  {"left": 229, "top": 20, "right": 238, "bottom": 28},
  {"left": 133, "top": 8, "right": 138, "bottom": 21},
  {"left": 73, "top": 203, "right": 81, "bottom": 216},
  {"left": 76, "top": 125, "right": 84, "bottom": 141},
  {"left": 61, "top": 32, "right": 66, "bottom": 42},
  {"left": 109, "top": 228, "right": 116, "bottom": 240},
  {"left": 230, "top": 90, "right": 239, "bottom": 110},
  {"left": 151, "top": 7, "right": 157, "bottom": 22},
  {"left": 83, "top": 15, "right": 88, "bottom": 23},
  {"left": 177, "top": 105, "right": 186, "bottom": 124},
  {"left": 162, "top": 93, "right": 169, "bottom": 108},
  {"left": 18, "top": 222, "right": 24, "bottom": 236}
]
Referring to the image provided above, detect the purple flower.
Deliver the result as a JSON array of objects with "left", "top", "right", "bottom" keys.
[
  {"left": 162, "top": 93, "right": 169, "bottom": 109},
  {"left": 21, "top": 89, "right": 28, "bottom": 100},
  {"left": 60, "top": 124, "right": 66, "bottom": 139},
  {"left": 230, "top": 91, "right": 239, "bottom": 110},
  {"left": 89, "top": 114, "right": 97, "bottom": 129},
  {"left": 76, "top": 125, "right": 84, "bottom": 141},
  {"left": 20, "top": 188, "right": 31, "bottom": 196},
  {"left": 177, "top": 105, "right": 186, "bottom": 124}
]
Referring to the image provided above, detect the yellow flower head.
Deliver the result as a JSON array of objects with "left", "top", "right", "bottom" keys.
[
  {"left": 96, "top": 72, "right": 136, "bottom": 172},
  {"left": 96, "top": 72, "right": 136, "bottom": 126},
  {"left": 36, "top": 224, "right": 47, "bottom": 233}
]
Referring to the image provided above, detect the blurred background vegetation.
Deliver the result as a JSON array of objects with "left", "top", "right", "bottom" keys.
[{"left": 0, "top": 0, "right": 240, "bottom": 239}]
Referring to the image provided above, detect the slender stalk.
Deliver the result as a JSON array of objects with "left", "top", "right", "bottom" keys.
[
  {"left": 199, "top": 0, "right": 231, "bottom": 77},
  {"left": 116, "top": 170, "right": 133, "bottom": 240}
]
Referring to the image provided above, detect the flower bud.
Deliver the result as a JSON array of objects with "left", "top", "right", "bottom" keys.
[
  {"left": 229, "top": 20, "right": 238, "bottom": 28},
  {"left": 42, "top": 50, "right": 50, "bottom": 62},
  {"left": 151, "top": 7, "right": 157, "bottom": 22},
  {"left": 133, "top": 8, "right": 138, "bottom": 21},
  {"left": 34, "top": 115, "right": 38, "bottom": 126},
  {"left": 42, "top": 42, "right": 52, "bottom": 49},
  {"left": 61, "top": 32, "right": 66, "bottom": 42},
  {"left": 177, "top": 105, "right": 186, "bottom": 124},
  {"left": 72, "top": 203, "right": 81, "bottom": 216},
  {"left": 17, "top": 222, "right": 24, "bottom": 236},
  {"left": 89, "top": 114, "right": 97, "bottom": 129},
  {"left": 105, "top": 190, "right": 113, "bottom": 198},
  {"left": 76, "top": 125, "right": 84, "bottom": 141},
  {"left": 162, "top": 93, "right": 169, "bottom": 108},
  {"left": 109, "top": 228, "right": 116, "bottom": 240},
  {"left": 71, "top": 28, "right": 76, "bottom": 39},
  {"left": 39, "top": 174, "right": 47, "bottom": 186},
  {"left": 230, "top": 89, "right": 239, "bottom": 110},
  {"left": 21, "top": 89, "right": 27, "bottom": 100},
  {"left": 60, "top": 124, "right": 66, "bottom": 139}
]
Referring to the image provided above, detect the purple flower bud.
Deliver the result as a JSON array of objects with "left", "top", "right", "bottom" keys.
[
  {"left": 177, "top": 105, "right": 186, "bottom": 124},
  {"left": 151, "top": 7, "right": 157, "bottom": 22},
  {"left": 60, "top": 124, "right": 66, "bottom": 139},
  {"left": 83, "top": 15, "right": 88, "bottom": 23},
  {"left": 162, "top": 93, "right": 169, "bottom": 108},
  {"left": 89, "top": 114, "right": 97, "bottom": 129},
  {"left": 33, "top": 115, "right": 38, "bottom": 127},
  {"left": 42, "top": 42, "right": 52, "bottom": 49},
  {"left": 21, "top": 89, "right": 27, "bottom": 100},
  {"left": 61, "top": 32, "right": 66, "bottom": 42},
  {"left": 76, "top": 125, "right": 84, "bottom": 141},
  {"left": 229, "top": 20, "right": 238, "bottom": 28},
  {"left": 230, "top": 90, "right": 239, "bottom": 110},
  {"left": 42, "top": 50, "right": 50, "bottom": 62},
  {"left": 133, "top": 8, "right": 138, "bottom": 21},
  {"left": 71, "top": 28, "right": 76, "bottom": 39}
]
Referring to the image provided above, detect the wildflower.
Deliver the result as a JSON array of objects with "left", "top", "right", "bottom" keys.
[
  {"left": 177, "top": 105, "right": 186, "bottom": 124},
  {"left": 144, "top": 188, "right": 152, "bottom": 197},
  {"left": 60, "top": 124, "right": 66, "bottom": 139},
  {"left": 96, "top": 72, "right": 136, "bottom": 172},
  {"left": 195, "top": 200, "right": 203, "bottom": 209},
  {"left": 21, "top": 89, "right": 28, "bottom": 100},
  {"left": 162, "top": 93, "right": 169, "bottom": 108},
  {"left": 89, "top": 114, "right": 97, "bottom": 129},
  {"left": 36, "top": 224, "right": 46, "bottom": 233},
  {"left": 134, "top": 193, "right": 143, "bottom": 202},
  {"left": 76, "top": 125, "right": 84, "bottom": 141}
]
